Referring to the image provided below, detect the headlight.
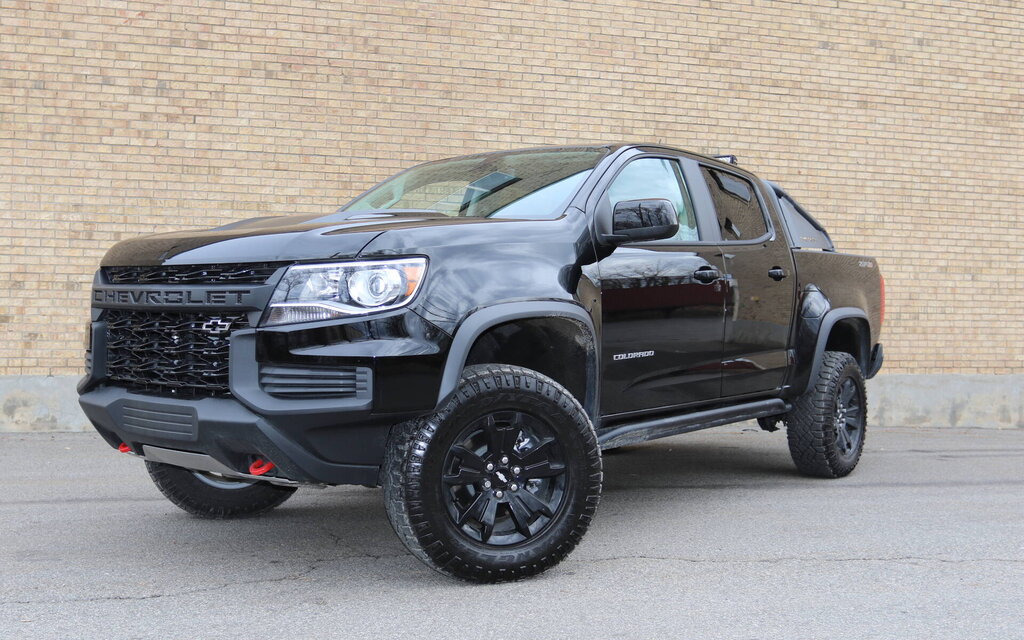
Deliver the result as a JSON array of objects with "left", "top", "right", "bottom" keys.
[{"left": 262, "top": 258, "right": 427, "bottom": 326}]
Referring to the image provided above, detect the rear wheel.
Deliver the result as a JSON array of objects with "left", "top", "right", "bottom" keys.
[
  {"left": 786, "top": 351, "right": 867, "bottom": 478},
  {"left": 383, "top": 364, "right": 602, "bottom": 582},
  {"left": 146, "top": 461, "right": 297, "bottom": 518}
]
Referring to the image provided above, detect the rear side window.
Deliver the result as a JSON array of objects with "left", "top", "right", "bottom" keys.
[
  {"left": 700, "top": 166, "right": 769, "bottom": 241},
  {"left": 777, "top": 194, "right": 834, "bottom": 250}
]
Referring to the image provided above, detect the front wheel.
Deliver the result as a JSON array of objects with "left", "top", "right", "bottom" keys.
[
  {"left": 785, "top": 351, "right": 867, "bottom": 478},
  {"left": 383, "top": 364, "right": 602, "bottom": 583},
  {"left": 146, "top": 461, "right": 297, "bottom": 518}
]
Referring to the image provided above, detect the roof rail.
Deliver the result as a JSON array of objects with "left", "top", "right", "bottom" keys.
[{"left": 714, "top": 154, "right": 738, "bottom": 165}]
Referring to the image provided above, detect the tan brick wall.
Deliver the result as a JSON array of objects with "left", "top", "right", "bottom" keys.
[{"left": 1, "top": 0, "right": 1021, "bottom": 376}]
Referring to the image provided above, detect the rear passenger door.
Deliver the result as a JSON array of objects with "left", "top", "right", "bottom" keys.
[
  {"left": 595, "top": 154, "right": 727, "bottom": 416},
  {"left": 697, "top": 164, "right": 796, "bottom": 396}
]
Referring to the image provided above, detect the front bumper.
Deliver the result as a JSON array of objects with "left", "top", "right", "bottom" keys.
[
  {"left": 80, "top": 385, "right": 387, "bottom": 485},
  {"left": 80, "top": 309, "right": 452, "bottom": 486}
]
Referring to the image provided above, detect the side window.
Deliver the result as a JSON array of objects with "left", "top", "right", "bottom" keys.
[
  {"left": 701, "top": 166, "right": 769, "bottom": 242},
  {"left": 777, "top": 194, "right": 833, "bottom": 250},
  {"left": 606, "top": 158, "right": 698, "bottom": 242}
]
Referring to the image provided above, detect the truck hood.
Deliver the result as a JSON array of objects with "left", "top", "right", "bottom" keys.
[{"left": 99, "top": 210, "right": 515, "bottom": 266}]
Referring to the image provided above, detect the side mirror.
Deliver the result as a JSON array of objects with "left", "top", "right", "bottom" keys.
[{"left": 603, "top": 199, "right": 680, "bottom": 244}]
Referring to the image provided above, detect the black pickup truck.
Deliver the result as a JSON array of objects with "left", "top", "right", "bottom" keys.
[{"left": 79, "top": 144, "right": 884, "bottom": 582}]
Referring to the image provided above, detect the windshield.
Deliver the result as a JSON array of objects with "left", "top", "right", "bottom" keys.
[{"left": 343, "top": 148, "right": 608, "bottom": 219}]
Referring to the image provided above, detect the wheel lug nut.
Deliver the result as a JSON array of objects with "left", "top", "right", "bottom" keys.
[
  {"left": 482, "top": 480, "right": 491, "bottom": 489},
  {"left": 500, "top": 456, "right": 509, "bottom": 465},
  {"left": 509, "top": 483, "right": 518, "bottom": 491},
  {"left": 495, "top": 490, "right": 504, "bottom": 499},
  {"left": 512, "top": 466, "right": 521, "bottom": 475},
  {"left": 485, "top": 462, "right": 494, "bottom": 471}
]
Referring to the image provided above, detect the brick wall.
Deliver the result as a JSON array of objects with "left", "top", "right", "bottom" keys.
[{"left": 1, "top": 0, "right": 1022, "bottom": 376}]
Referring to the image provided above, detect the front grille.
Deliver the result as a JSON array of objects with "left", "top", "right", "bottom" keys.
[
  {"left": 105, "top": 310, "right": 249, "bottom": 397},
  {"left": 104, "top": 262, "right": 287, "bottom": 285}
]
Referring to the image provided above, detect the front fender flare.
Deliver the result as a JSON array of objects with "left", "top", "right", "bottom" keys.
[{"left": 435, "top": 301, "right": 599, "bottom": 422}]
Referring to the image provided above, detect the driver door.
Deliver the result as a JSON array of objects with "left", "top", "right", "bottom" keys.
[{"left": 595, "top": 156, "right": 727, "bottom": 417}]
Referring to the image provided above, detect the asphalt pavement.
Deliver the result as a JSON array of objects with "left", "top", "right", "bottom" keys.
[{"left": 2, "top": 425, "right": 1022, "bottom": 639}]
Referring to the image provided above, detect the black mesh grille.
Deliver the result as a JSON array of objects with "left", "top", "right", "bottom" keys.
[
  {"left": 105, "top": 310, "right": 249, "bottom": 397},
  {"left": 104, "top": 263, "right": 286, "bottom": 285}
]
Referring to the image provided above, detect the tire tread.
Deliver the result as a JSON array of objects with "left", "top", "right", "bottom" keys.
[
  {"left": 383, "top": 364, "right": 602, "bottom": 583},
  {"left": 146, "top": 461, "right": 296, "bottom": 519},
  {"left": 785, "top": 351, "right": 867, "bottom": 478}
]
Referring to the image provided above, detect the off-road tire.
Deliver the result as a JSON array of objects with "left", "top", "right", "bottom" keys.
[
  {"left": 786, "top": 351, "right": 867, "bottom": 478},
  {"left": 146, "top": 461, "right": 297, "bottom": 518},
  {"left": 383, "top": 364, "right": 602, "bottom": 583}
]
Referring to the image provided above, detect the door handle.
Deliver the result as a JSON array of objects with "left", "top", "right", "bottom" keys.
[
  {"left": 768, "top": 267, "right": 788, "bottom": 281},
  {"left": 693, "top": 267, "right": 720, "bottom": 284}
]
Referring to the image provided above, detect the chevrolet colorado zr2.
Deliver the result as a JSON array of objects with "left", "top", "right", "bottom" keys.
[{"left": 79, "top": 144, "right": 884, "bottom": 582}]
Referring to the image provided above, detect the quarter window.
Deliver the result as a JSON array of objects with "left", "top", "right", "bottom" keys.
[
  {"left": 777, "top": 194, "right": 833, "bottom": 250},
  {"left": 605, "top": 158, "right": 698, "bottom": 242},
  {"left": 701, "top": 167, "right": 768, "bottom": 241}
]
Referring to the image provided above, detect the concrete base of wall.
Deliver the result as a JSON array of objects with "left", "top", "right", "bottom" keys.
[
  {"left": 1, "top": 374, "right": 1020, "bottom": 433},
  {"left": 2, "top": 375, "right": 86, "bottom": 432},
  {"left": 866, "top": 374, "right": 1022, "bottom": 429}
]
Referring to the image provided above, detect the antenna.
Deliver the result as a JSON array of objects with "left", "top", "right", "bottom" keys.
[{"left": 714, "top": 154, "right": 738, "bottom": 165}]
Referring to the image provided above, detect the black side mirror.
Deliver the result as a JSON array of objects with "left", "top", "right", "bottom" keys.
[{"left": 603, "top": 199, "right": 680, "bottom": 244}]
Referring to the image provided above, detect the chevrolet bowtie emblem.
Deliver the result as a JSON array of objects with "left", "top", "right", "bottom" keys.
[{"left": 200, "top": 318, "right": 233, "bottom": 335}]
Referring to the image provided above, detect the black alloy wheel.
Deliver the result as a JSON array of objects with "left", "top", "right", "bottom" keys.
[
  {"left": 441, "top": 410, "right": 568, "bottom": 546},
  {"left": 383, "top": 364, "right": 602, "bottom": 582},
  {"left": 786, "top": 350, "right": 868, "bottom": 478},
  {"left": 833, "top": 377, "right": 865, "bottom": 461}
]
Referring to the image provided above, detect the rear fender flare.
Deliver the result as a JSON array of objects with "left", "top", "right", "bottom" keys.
[{"left": 799, "top": 307, "right": 870, "bottom": 395}]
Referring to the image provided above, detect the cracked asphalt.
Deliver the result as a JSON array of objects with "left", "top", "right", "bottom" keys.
[{"left": 2, "top": 425, "right": 1022, "bottom": 639}]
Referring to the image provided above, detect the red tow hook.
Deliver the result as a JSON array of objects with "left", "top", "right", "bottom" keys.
[
  {"left": 118, "top": 442, "right": 132, "bottom": 454},
  {"left": 249, "top": 459, "right": 275, "bottom": 476}
]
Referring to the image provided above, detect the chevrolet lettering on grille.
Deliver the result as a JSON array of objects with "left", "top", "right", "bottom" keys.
[{"left": 92, "top": 288, "right": 253, "bottom": 307}]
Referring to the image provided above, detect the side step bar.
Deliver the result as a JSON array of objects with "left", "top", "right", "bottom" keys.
[{"left": 597, "top": 398, "right": 791, "bottom": 450}]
